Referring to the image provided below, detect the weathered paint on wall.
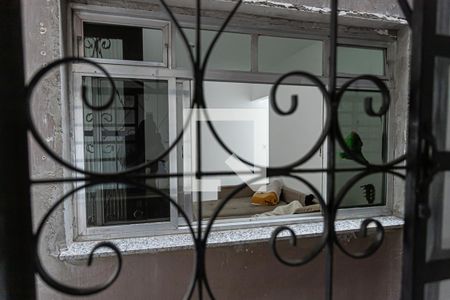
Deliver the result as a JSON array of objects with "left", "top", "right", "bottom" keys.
[
  {"left": 21, "top": 0, "right": 70, "bottom": 297},
  {"left": 392, "top": 27, "right": 410, "bottom": 217},
  {"left": 21, "top": 0, "right": 409, "bottom": 299}
]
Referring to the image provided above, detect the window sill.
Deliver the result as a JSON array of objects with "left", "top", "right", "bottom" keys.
[{"left": 59, "top": 216, "right": 403, "bottom": 261}]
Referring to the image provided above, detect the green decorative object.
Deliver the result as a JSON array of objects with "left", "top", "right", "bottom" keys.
[{"left": 339, "top": 131, "right": 369, "bottom": 163}]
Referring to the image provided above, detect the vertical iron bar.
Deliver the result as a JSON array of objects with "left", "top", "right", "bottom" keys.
[
  {"left": 329, "top": 0, "right": 338, "bottom": 91},
  {"left": 196, "top": 0, "right": 202, "bottom": 69},
  {"left": 195, "top": 1, "right": 204, "bottom": 298},
  {"left": 0, "top": 1, "right": 36, "bottom": 299},
  {"left": 401, "top": 1, "right": 424, "bottom": 297},
  {"left": 326, "top": 0, "right": 338, "bottom": 299},
  {"left": 402, "top": 0, "right": 438, "bottom": 299},
  {"left": 195, "top": 0, "right": 202, "bottom": 238}
]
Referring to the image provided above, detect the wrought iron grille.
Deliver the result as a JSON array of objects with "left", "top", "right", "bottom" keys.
[{"left": 20, "top": 0, "right": 414, "bottom": 299}]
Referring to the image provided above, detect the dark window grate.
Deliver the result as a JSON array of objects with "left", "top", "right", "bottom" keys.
[{"left": 6, "top": 0, "right": 449, "bottom": 299}]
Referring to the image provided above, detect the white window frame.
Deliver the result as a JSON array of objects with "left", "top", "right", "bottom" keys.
[
  {"left": 72, "top": 70, "right": 181, "bottom": 239},
  {"left": 73, "top": 10, "right": 171, "bottom": 68},
  {"left": 68, "top": 5, "right": 399, "bottom": 241}
]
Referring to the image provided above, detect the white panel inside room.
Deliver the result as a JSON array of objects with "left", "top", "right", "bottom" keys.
[{"left": 187, "top": 81, "right": 325, "bottom": 201}]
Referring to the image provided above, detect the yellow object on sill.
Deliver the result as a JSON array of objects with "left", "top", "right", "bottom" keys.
[{"left": 251, "top": 191, "right": 279, "bottom": 206}]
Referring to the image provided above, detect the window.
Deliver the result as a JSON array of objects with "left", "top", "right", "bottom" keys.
[
  {"left": 337, "top": 46, "right": 385, "bottom": 76},
  {"left": 258, "top": 35, "right": 323, "bottom": 75},
  {"left": 175, "top": 29, "right": 252, "bottom": 71},
  {"left": 84, "top": 23, "right": 165, "bottom": 63},
  {"left": 71, "top": 9, "right": 395, "bottom": 238},
  {"left": 80, "top": 77, "right": 171, "bottom": 226},
  {"left": 73, "top": 73, "right": 181, "bottom": 231},
  {"left": 74, "top": 15, "right": 170, "bottom": 67},
  {"left": 336, "top": 90, "right": 386, "bottom": 207}
]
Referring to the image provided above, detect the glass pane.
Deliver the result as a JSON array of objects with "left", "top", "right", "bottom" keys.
[
  {"left": 336, "top": 91, "right": 386, "bottom": 207},
  {"left": 425, "top": 279, "right": 450, "bottom": 300},
  {"left": 432, "top": 57, "right": 450, "bottom": 151},
  {"left": 258, "top": 36, "right": 323, "bottom": 75},
  {"left": 143, "top": 29, "right": 164, "bottom": 62},
  {"left": 175, "top": 29, "right": 251, "bottom": 71},
  {"left": 81, "top": 77, "right": 170, "bottom": 226},
  {"left": 84, "top": 23, "right": 164, "bottom": 63},
  {"left": 437, "top": 0, "right": 450, "bottom": 35},
  {"left": 337, "top": 46, "right": 385, "bottom": 75},
  {"left": 428, "top": 171, "right": 450, "bottom": 260},
  {"left": 428, "top": 57, "right": 450, "bottom": 259},
  {"left": 187, "top": 81, "right": 324, "bottom": 221},
  {"left": 427, "top": 57, "right": 450, "bottom": 260}
]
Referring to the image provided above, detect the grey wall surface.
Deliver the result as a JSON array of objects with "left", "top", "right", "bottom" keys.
[
  {"left": 38, "top": 231, "right": 402, "bottom": 300},
  {"left": 21, "top": 0, "right": 409, "bottom": 299},
  {"left": 391, "top": 26, "right": 410, "bottom": 217},
  {"left": 21, "top": 0, "right": 72, "bottom": 297}
]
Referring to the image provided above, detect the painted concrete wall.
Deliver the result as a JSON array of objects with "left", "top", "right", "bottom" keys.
[
  {"left": 21, "top": 0, "right": 409, "bottom": 299},
  {"left": 391, "top": 26, "right": 410, "bottom": 217},
  {"left": 38, "top": 231, "right": 403, "bottom": 300}
]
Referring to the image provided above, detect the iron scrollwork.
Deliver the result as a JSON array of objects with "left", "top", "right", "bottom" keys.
[
  {"left": 26, "top": 0, "right": 408, "bottom": 299},
  {"left": 84, "top": 37, "right": 112, "bottom": 59}
]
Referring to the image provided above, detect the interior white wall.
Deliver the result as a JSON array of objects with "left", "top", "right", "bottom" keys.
[
  {"left": 198, "top": 81, "right": 269, "bottom": 200},
  {"left": 269, "top": 85, "right": 324, "bottom": 195},
  {"left": 191, "top": 82, "right": 325, "bottom": 201}
]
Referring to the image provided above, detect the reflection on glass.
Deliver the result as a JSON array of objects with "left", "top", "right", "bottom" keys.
[
  {"left": 428, "top": 171, "right": 450, "bottom": 260},
  {"left": 81, "top": 77, "right": 170, "bottom": 226},
  {"left": 189, "top": 81, "right": 324, "bottom": 221},
  {"left": 432, "top": 57, "right": 450, "bottom": 151},
  {"left": 175, "top": 29, "right": 251, "bottom": 71},
  {"left": 84, "top": 23, "right": 164, "bottom": 63},
  {"left": 336, "top": 91, "right": 386, "bottom": 207},
  {"left": 258, "top": 36, "right": 323, "bottom": 75},
  {"left": 436, "top": 0, "right": 450, "bottom": 36},
  {"left": 337, "top": 46, "right": 385, "bottom": 75},
  {"left": 425, "top": 279, "right": 450, "bottom": 300},
  {"left": 427, "top": 57, "right": 450, "bottom": 259}
]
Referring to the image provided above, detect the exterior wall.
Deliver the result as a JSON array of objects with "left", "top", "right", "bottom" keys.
[
  {"left": 391, "top": 26, "right": 411, "bottom": 217},
  {"left": 38, "top": 231, "right": 402, "bottom": 300},
  {"left": 21, "top": 0, "right": 71, "bottom": 297},
  {"left": 21, "top": 0, "right": 409, "bottom": 299}
]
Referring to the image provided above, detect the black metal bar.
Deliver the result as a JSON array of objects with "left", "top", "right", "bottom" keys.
[
  {"left": 402, "top": 0, "right": 438, "bottom": 299},
  {"left": 19, "top": 0, "right": 411, "bottom": 298},
  {"left": 0, "top": 1, "right": 36, "bottom": 299},
  {"left": 326, "top": 0, "right": 338, "bottom": 299},
  {"left": 398, "top": 0, "right": 413, "bottom": 25}
]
